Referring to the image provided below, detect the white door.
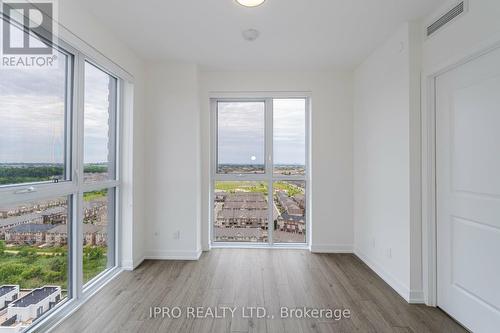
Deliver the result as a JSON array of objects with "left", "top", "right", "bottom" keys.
[{"left": 436, "top": 46, "right": 500, "bottom": 333}]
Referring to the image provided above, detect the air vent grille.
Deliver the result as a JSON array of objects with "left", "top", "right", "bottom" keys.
[{"left": 427, "top": 1, "right": 465, "bottom": 37}]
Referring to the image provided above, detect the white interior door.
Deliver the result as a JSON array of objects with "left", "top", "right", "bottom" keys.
[{"left": 436, "top": 46, "right": 500, "bottom": 333}]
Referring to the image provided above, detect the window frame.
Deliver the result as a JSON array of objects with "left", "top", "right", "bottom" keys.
[
  {"left": 0, "top": 14, "right": 125, "bottom": 332},
  {"left": 210, "top": 95, "right": 310, "bottom": 248}
]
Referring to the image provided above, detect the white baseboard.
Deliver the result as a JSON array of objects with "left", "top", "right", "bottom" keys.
[
  {"left": 121, "top": 260, "right": 134, "bottom": 271},
  {"left": 144, "top": 249, "right": 202, "bottom": 261},
  {"left": 354, "top": 249, "right": 422, "bottom": 304},
  {"left": 409, "top": 290, "right": 425, "bottom": 304},
  {"left": 122, "top": 256, "right": 146, "bottom": 271},
  {"left": 310, "top": 244, "right": 353, "bottom": 253}
]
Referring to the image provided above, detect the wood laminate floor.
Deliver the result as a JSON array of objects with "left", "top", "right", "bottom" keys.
[{"left": 52, "top": 250, "right": 466, "bottom": 333}]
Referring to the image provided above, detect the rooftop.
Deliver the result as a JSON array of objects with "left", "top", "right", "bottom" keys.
[
  {"left": 280, "top": 212, "right": 305, "bottom": 223},
  {"left": 0, "top": 213, "right": 41, "bottom": 228},
  {"left": 0, "top": 200, "right": 65, "bottom": 213},
  {"left": 224, "top": 193, "right": 267, "bottom": 202},
  {"left": 46, "top": 223, "right": 104, "bottom": 234},
  {"left": 215, "top": 227, "right": 263, "bottom": 239},
  {"left": 223, "top": 201, "right": 268, "bottom": 210},
  {"left": 10, "top": 286, "right": 59, "bottom": 308},
  {"left": 0, "top": 286, "right": 16, "bottom": 297},
  {"left": 0, "top": 206, "right": 67, "bottom": 228},
  {"left": 6, "top": 223, "right": 55, "bottom": 234}
]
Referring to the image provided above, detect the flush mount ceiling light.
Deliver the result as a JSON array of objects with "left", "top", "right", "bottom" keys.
[{"left": 235, "top": 0, "right": 266, "bottom": 8}]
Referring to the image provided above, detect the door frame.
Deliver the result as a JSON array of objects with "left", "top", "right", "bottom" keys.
[{"left": 422, "top": 39, "right": 500, "bottom": 306}]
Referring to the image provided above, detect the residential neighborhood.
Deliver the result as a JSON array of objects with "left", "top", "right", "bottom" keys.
[{"left": 214, "top": 180, "right": 306, "bottom": 243}]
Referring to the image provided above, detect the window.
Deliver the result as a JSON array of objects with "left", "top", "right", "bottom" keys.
[
  {"left": 0, "top": 16, "right": 121, "bottom": 331},
  {"left": 0, "top": 49, "right": 71, "bottom": 186},
  {"left": 82, "top": 63, "right": 118, "bottom": 286},
  {"left": 212, "top": 97, "right": 308, "bottom": 245}
]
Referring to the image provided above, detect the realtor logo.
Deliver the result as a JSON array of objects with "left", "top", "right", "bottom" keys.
[{"left": 1, "top": 0, "right": 57, "bottom": 67}]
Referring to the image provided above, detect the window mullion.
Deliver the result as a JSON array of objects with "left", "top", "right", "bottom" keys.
[
  {"left": 266, "top": 98, "right": 274, "bottom": 246},
  {"left": 74, "top": 52, "right": 86, "bottom": 301}
]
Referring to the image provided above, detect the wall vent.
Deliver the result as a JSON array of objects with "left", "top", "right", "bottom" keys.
[{"left": 426, "top": 1, "right": 465, "bottom": 37}]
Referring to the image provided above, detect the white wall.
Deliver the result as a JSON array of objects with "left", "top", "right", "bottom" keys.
[
  {"left": 198, "top": 71, "right": 354, "bottom": 252},
  {"left": 143, "top": 63, "right": 202, "bottom": 260},
  {"left": 55, "top": 0, "right": 147, "bottom": 269},
  {"left": 353, "top": 22, "right": 422, "bottom": 303},
  {"left": 422, "top": 0, "right": 500, "bottom": 71}
]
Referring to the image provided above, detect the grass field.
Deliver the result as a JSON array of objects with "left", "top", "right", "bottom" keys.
[
  {"left": 215, "top": 181, "right": 304, "bottom": 197},
  {"left": 0, "top": 242, "right": 107, "bottom": 289},
  {"left": 83, "top": 188, "right": 108, "bottom": 202},
  {"left": 215, "top": 181, "right": 268, "bottom": 194}
]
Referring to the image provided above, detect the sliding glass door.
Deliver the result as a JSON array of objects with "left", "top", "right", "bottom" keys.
[{"left": 211, "top": 97, "right": 308, "bottom": 245}]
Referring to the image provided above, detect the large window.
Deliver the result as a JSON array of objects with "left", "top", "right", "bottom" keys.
[
  {"left": 0, "top": 16, "right": 121, "bottom": 331},
  {"left": 212, "top": 98, "right": 308, "bottom": 245}
]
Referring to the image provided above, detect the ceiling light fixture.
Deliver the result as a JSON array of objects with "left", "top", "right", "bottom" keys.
[{"left": 235, "top": 0, "right": 266, "bottom": 8}]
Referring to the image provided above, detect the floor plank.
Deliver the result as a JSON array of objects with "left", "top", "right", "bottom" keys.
[{"left": 52, "top": 250, "right": 467, "bottom": 333}]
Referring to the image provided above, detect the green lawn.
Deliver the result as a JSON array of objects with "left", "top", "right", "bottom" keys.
[
  {"left": 273, "top": 181, "right": 304, "bottom": 197},
  {"left": 215, "top": 181, "right": 304, "bottom": 197},
  {"left": 83, "top": 189, "right": 108, "bottom": 202},
  {"left": 215, "top": 181, "right": 268, "bottom": 194}
]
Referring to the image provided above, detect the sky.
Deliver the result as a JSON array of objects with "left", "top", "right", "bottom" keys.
[
  {"left": 0, "top": 52, "right": 112, "bottom": 164},
  {"left": 218, "top": 99, "right": 305, "bottom": 165},
  {"left": 84, "top": 63, "right": 113, "bottom": 164}
]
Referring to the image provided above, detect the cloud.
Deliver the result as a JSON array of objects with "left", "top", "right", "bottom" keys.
[
  {"left": 0, "top": 59, "right": 114, "bottom": 164},
  {"left": 217, "top": 99, "right": 306, "bottom": 165}
]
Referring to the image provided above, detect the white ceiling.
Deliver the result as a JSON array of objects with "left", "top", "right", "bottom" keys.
[{"left": 82, "top": 0, "right": 444, "bottom": 71}]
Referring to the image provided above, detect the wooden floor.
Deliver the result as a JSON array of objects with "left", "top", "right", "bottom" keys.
[{"left": 53, "top": 250, "right": 466, "bottom": 333}]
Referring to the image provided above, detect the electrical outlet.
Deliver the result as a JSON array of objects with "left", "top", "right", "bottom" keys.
[
  {"left": 173, "top": 230, "right": 180, "bottom": 240},
  {"left": 387, "top": 248, "right": 392, "bottom": 258},
  {"left": 371, "top": 238, "right": 376, "bottom": 248}
]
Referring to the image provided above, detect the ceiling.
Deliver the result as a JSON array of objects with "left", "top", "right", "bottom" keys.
[{"left": 81, "top": 0, "right": 444, "bottom": 71}]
